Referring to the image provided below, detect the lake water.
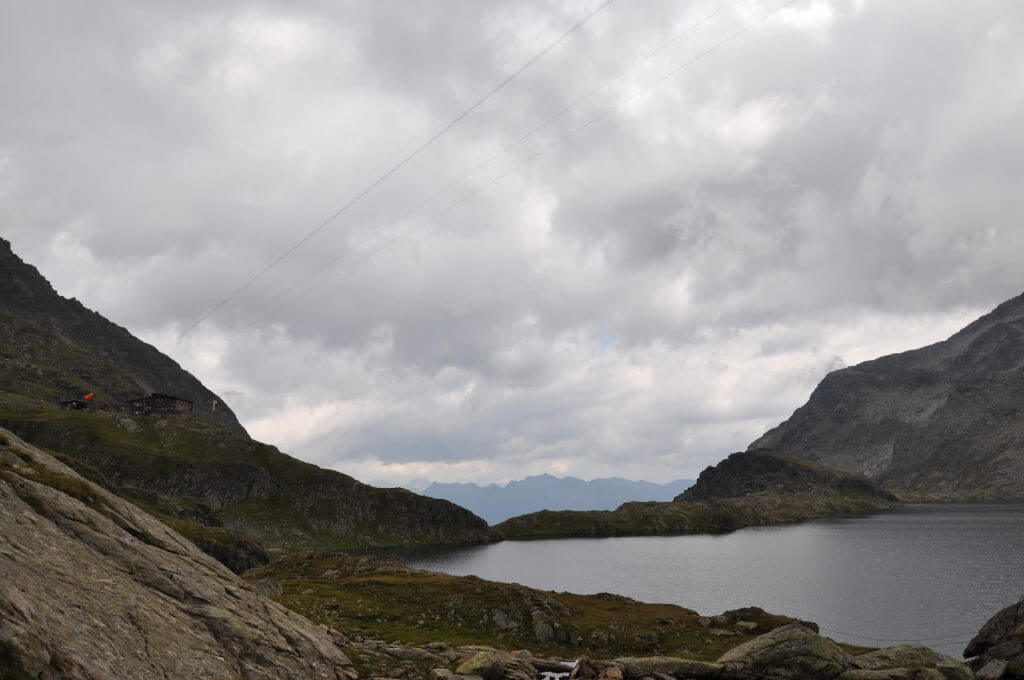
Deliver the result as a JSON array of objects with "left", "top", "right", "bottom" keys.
[{"left": 406, "top": 504, "right": 1024, "bottom": 655}]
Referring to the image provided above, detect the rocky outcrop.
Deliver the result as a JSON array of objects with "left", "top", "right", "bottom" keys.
[
  {"left": 964, "top": 597, "right": 1024, "bottom": 679},
  {"left": 678, "top": 450, "right": 897, "bottom": 503},
  {"left": 0, "top": 429, "right": 356, "bottom": 679},
  {"left": 750, "top": 293, "right": 1024, "bottom": 499}
]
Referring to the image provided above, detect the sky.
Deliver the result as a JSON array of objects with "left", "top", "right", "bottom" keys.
[{"left": 3, "top": 0, "right": 1023, "bottom": 486}]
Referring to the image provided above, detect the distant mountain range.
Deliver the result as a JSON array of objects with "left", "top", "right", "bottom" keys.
[
  {"left": 418, "top": 474, "right": 695, "bottom": 524},
  {"left": 751, "top": 292, "right": 1024, "bottom": 499}
]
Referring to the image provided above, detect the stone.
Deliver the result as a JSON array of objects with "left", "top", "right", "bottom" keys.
[
  {"left": 455, "top": 649, "right": 537, "bottom": 680},
  {"left": 0, "top": 430, "right": 356, "bottom": 679},
  {"left": 735, "top": 621, "right": 759, "bottom": 632},
  {"left": 615, "top": 656, "right": 722, "bottom": 679},
  {"left": 386, "top": 645, "right": 444, "bottom": 662},
  {"left": 966, "top": 597, "right": 1024, "bottom": 677},
  {"left": 252, "top": 577, "right": 283, "bottom": 596},
  {"left": 974, "top": 660, "right": 1008, "bottom": 680},
  {"left": 851, "top": 645, "right": 971, "bottom": 680},
  {"left": 716, "top": 622, "right": 852, "bottom": 679}
]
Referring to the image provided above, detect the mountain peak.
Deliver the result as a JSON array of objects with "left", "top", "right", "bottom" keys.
[
  {"left": 0, "top": 237, "right": 245, "bottom": 432},
  {"left": 750, "top": 292, "right": 1024, "bottom": 499}
]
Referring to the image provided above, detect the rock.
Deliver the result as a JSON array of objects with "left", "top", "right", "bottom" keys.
[
  {"left": 735, "top": 621, "right": 759, "bottom": 632},
  {"left": 386, "top": 645, "right": 444, "bottom": 662},
  {"left": 711, "top": 628, "right": 739, "bottom": 637},
  {"left": 571, "top": 657, "right": 626, "bottom": 680},
  {"left": 253, "top": 577, "right": 283, "bottom": 596},
  {"left": 965, "top": 597, "right": 1024, "bottom": 678},
  {"left": 615, "top": 656, "right": 722, "bottom": 679},
  {"left": 716, "top": 622, "right": 852, "bottom": 679},
  {"left": 0, "top": 431, "right": 356, "bottom": 679},
  {"left": 455, "top": 649, "right": 537, "bottom": 680},
  {"left": 974, "top": 660, "right": 1009, "bottom": 680},
  {"left": 851, "top": 645, "right": 971, "bottom": 679}
]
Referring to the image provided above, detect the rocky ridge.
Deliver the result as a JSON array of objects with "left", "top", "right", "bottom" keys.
[
  {"left": 0, "top": 428, "right": 356, "bottom": 679},
  {"left": 750, "top": 293, "right": 1024, "bottom": 498},
  {"left": 494, "top": 450, "right": 897, "bottom": 540}
]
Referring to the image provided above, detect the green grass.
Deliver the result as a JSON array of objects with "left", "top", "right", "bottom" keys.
[
  {"left": 0, "top": 393, "right": 488, "bottom": 563},
  {"left": 494, "top": 494, "right": 896, "bottom": 540},
  {"left": 247, "top": 553, "right": 805, "bottom": 663}
]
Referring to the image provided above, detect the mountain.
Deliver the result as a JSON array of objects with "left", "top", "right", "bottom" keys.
[
  {"left": 0, "top": 428, "right": 357, "bottom": 678},
  {"left": 0, "top": 238, "right": 489, "bottom": 566},
  {"left": 495, "top": 450, "right": 896, "bottom": 540},
  {"left": 422, "top": 473, "right": 695, "bottom": 524},
  {"left": 750, "top": 293, "right": 1024, "bottom": 499},
  {"left": 678, "top": 449, "right": 894, "bottom": 503},
  {"left": 0, "top": 237, "right": 245, "bottom": 432},
  {"left": 0, "top": 426, "right": 980, "bottom": 680}
]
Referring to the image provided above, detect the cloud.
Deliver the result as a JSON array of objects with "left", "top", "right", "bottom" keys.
[{"left": 2, "top": 0, "right": 1021, "bottom": 484}]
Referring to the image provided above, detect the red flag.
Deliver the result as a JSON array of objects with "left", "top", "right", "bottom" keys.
[{"left": 83, "top": 392, "right": 95, "bottom": 400}]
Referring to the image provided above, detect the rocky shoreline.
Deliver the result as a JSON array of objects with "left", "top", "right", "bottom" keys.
[{"left": 2, "top": 428, "right": 1022, "bottom": 679}]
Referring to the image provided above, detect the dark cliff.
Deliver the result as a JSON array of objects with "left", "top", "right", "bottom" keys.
[{"left": 750, "top": 294, "right": 1024, "bottom": 499}]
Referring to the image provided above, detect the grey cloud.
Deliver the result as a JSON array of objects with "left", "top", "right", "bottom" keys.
[{"left": 3, "top": 0, "right": 1022, "bottom": 482}]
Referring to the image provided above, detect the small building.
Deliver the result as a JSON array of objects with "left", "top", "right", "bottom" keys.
[
  {"left": 122, "top": 393, "right": 194, "bottom": 417},
  {"left": 58, "top": 397, "right": 91, "bottom": 411}
]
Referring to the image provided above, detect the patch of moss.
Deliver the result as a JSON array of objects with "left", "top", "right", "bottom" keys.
[{"left": 247, "top": 553, "right": 804, "bottom": 662}]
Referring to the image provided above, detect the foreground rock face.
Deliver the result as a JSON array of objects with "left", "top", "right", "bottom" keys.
[
  {"left": 0, "top": 429, "right": 355, "bottom": 679},
  {"left": 965, "top": 598, "right": 1024, "bottom": 679},
  {"left": 749, "top": 293, "right": 1024, "bottom": 499}
]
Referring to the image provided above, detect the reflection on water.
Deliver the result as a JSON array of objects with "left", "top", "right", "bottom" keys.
[{"left": 405, "top": 504, "right": 1024, "bottom": 654}]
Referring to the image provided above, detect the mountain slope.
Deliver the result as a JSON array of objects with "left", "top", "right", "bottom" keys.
[
  {"left": 750, "top": 294, "right": 1024, "bottom": 498},
  {"left": 0, "top": 238, "right": 489, "bottom": 561},
  {"left": 0, "top": 237, "right": 244, "bottom": 432},
  {"left": 422, "top": 474, "right": 694, "bottom": 524},
  {"left": 0, "top": 428, "right": 356, "bottom": 679},
  {"left": 495, "top": 450, "right": 896, "bottom": 540}
]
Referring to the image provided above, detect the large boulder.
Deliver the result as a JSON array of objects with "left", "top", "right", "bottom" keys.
[
  {"left": 454, "top": 648, "right": 537, "bottom": 680},
  {"left": 716, "top": 622, "right": 852, "bottom": 679},
  {"left": 615, "top": 655, "right": 722, "bottom": 678},
  {"left": 848, "top": 645, "right": 971, "bottom": 680},
  {"left": 965, "top": 598, "right": 1024, "bottom": 679},
  {"left": 0, "top": 430, "right": 356, "bottom": 679}
]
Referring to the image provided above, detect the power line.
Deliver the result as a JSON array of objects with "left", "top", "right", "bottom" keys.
[
  {"left": 236, "top": 0, "right": 741, "bottom": 323},
  {"left": 241, "top": 0, "right": 801, "bottom": 328},
  {"left": 176, "top": 0, "right": 615, "bottom": 339}
]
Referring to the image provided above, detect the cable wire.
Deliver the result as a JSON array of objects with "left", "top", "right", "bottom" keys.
[
  {"left": 177, "top": 0, "right": 615, "bottom": 338},
  {"left": 233, "top": 0, "right": 800, "bottom": 333},
  {"left": 237, "top": 0, "right": 741, "bottom": 323}
]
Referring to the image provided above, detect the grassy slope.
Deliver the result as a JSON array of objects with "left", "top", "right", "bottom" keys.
[
  {"left": 245, "top": 553, "right": 832, "bottom": 670},
  {"left": 0, "top": 393, "right": 489, "bottom": 562}
]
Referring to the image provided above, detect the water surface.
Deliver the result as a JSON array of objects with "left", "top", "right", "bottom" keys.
[{"left": 406, "top": 504, "right": 1024, "bottom": 654}]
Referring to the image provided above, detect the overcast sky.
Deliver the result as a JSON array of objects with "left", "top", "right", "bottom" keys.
[{"left": 3, "top": 0, "right": 1022, "bottom": 485}]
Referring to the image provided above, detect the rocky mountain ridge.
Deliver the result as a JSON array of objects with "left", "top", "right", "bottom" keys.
[
  {"left": 495, "top": 450, "right": 897, "bottom": 540},
  {"left": 750, "top": 293, "right": 1024, "bottom": 498}
]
